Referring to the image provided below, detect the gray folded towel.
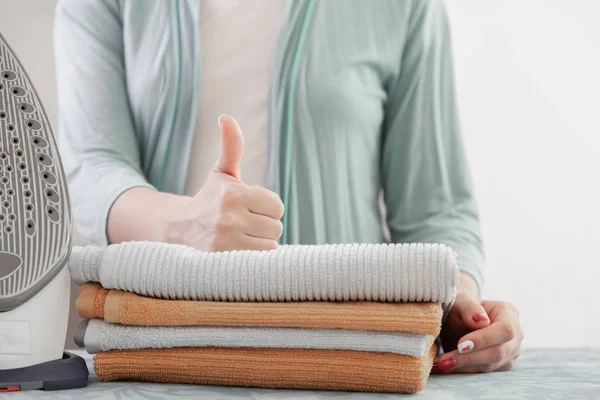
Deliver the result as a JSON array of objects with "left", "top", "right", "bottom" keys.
[
  {"left": 77, "top": 319, "right": 434, "bottom": 356},
  {"left": 69, "top": 242, "right": 458, "bottom": 304}
]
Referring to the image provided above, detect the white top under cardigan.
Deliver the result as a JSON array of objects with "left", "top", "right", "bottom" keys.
[{"left": 185, "top": 0, "right": 286, "bottom": 194}]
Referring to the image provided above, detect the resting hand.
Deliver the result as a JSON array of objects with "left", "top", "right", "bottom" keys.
[
  {"left": 167, "top": 115, "right": 284, "bottom": 252},
  {"left": 433, "top": 288, "right": 524, "bottom": 374}
]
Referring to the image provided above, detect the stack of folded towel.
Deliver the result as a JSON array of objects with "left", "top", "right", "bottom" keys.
[{"left": 69, "top": 242, "right": 458, "bottom": 394}]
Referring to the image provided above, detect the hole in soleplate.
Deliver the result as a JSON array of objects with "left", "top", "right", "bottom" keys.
[
  {"left": 24, "top": 119, "right": 42, "bottom": 131},
  {"left": 36, "top": 153, "right": 53, "bottom": 166},
  {"left": 45, "top": 188, "right": 60, "bottom": 203},
  {"left": 31, "top": 136, "right": 48, "bottom": 149},
  {"left": 9, "top": 86, "right": 27, "bottom": 97},
  {"left": 17, "top": 102, "right": 35, "bottom": 114},
  {"left": 1, "top": 70, "right": 17, "bottom": 81},
  {"left": 41, "top": 171, "right": 57, "bottom": 185},
  {"left": 25, "top": 219, "right": 35, "bottom": 236},
  {"left": 46, "top": 205, "right": 60, "bottom": 223}
]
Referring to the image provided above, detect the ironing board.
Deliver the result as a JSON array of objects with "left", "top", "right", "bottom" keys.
[{"left": 4, "top": 348, "right": 599, "bottom": 399}]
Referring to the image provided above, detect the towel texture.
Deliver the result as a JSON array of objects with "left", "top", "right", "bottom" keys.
[
  {"left": 79, "top": 319, "right": 434, "bottom": 357},
  {"left": 94, "top": 345, "right": 438, "bottom": 394},
  {"left": 77, "top": 283, "right": 443, "bottom": 335},
  {"left": 69, "top": 242, "right": 458, "bottom": 303},
  {"left": 71, "top": 242, "right": 453, "bottom": 394}
]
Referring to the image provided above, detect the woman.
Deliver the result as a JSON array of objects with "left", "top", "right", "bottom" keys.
[{"left": 54, "top": 0, "right": 522, "bottom": 374}]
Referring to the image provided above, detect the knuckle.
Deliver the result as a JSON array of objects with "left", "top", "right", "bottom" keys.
[
  {"left": 481, "top": 364, "right": 495, "bottom": 373},
  {"left": 251, "top": 185, "right": 271, "bottom": 199},
  {"left": 221, "top": 184, "right": 243, "bottom": 207},
  {"left": 274, "top": 200, "right": 285, "bottom": 219},
  {"left": 493, "top": 346, "right": 507, "bottom": 363},
  {"left": 250, "top": 186, "right": 285, "bottom": 218},
  {"left": 274, "top": 220, "right": 284, "bottom": 238},
  {"left": 266, "top": 192, "right": 284, "bottom": 218},
  {"left": 503, "top": 321, "right": 516, "bottom": 340},
  {"left": 459, "top": 355, "right": 473, "bottom": 369}
]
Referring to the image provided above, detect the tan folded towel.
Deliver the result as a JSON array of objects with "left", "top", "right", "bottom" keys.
[
  {"left": 77, "top": 283, "right": 442, "bottom": 335},
  {"left": 94, "top": 345, "right": 438, "bottom": 394}
]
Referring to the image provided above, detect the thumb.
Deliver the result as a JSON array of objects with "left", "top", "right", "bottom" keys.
[
  {"left": 214, "top": 114, "right": 244, "bottom": 180},
  {"left": 456, "top": 293, "right": 490, "bottom": 330}
]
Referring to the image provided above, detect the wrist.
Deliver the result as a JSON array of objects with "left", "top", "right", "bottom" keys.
[
  {"left": 107, "top": 186, "right": 192, "bottom": 244},
  {"left": 457, "top": 271, "right": 480, "bottom": 300},
  {"left": 154, "top": 192, "right": 194, "bottom": 244}
]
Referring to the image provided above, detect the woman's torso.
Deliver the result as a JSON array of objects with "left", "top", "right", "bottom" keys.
[{"left": 119, "top": 0, "right": 409, "bottom": 244}]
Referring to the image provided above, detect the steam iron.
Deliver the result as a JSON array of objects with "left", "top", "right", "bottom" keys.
[{"left": 0, "top": 32, "right": 88, "bottom": 391}]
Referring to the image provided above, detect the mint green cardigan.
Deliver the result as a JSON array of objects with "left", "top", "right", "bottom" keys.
[{"left": 54, "top": 0, "right": 485, "bottom": 287}]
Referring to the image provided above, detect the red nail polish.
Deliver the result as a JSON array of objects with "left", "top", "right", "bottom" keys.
[
  {"left": 431, "top": 364, "right": 441, "bottom": 374},
  {"left": 472, "top": 313, "right": 487, "bottom": 323},
  {"left": 439, "top": 358, "right": 456, "bottom": 372}
]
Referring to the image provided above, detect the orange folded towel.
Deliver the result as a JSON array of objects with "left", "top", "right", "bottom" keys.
[
  {"left": 77, "top": 283, "right": 442, "bottom": 335},
  {"left": 94, "top": 345, "right": 438, "bottom": 394}
]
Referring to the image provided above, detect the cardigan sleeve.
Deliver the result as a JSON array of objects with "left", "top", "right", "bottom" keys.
[
  {"left": 54, "top": 0, "right": 155, "bottom": 246},
  {"left": 381, "top": 0, "right": 485, "bottom": 289}
]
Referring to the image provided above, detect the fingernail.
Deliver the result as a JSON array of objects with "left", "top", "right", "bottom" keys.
[
  {"left": 431, "top": 363, "right": 441, "bottom": 374},
  {"left": 472, "top": 313, "right": 488, "bottom": 323},
  {"left": 458, "top": 340, "right": 475, "bottom": 354},
  {"left": 439, "top": 358, "right": 456, "bottom": 372},
  {"left": 218, "top": 114, "right": 226, "bottom": 126}
]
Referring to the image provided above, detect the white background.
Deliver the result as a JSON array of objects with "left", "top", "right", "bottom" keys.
[{"left": 0, "top": 0, "right": 599, "bottom": 348}]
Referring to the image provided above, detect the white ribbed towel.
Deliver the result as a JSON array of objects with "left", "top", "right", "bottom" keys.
[
  {"left": 76, "top": 319, "right": 433, "bottom": 356},
  {"left": 69, "top": 242, "right": 458, "bottom": 304}
]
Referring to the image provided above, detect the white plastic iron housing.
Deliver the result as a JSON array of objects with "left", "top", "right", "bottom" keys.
[
  {"left": 0, "top": 30, "right": 87, "bottom": 391},
  {"left": 0, "top": 267, "right": 70, "bottom": 369}
]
